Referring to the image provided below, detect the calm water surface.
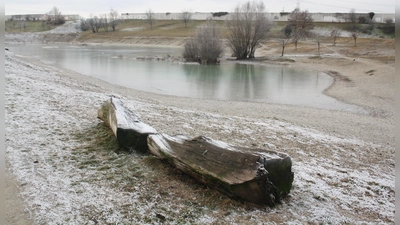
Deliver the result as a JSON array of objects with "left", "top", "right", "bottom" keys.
[{"left": 10, "top": 44, "right": 362, "bottom": 112}]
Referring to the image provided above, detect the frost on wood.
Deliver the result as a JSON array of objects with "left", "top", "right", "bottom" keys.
[
  {"left": 97, "top": 97, "right": 157, "bottom": 152},
  {"left": 147, "top": 134, "right": 294, "bottom": 206}
]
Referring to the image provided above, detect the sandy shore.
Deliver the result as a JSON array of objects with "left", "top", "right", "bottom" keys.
[{"left": 5, "top": 30, "right": 395, "bottom": 224}]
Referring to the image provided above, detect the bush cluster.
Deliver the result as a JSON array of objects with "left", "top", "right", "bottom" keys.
[{"left": 183, "top": 20, "right": 223, "bottom": 64}]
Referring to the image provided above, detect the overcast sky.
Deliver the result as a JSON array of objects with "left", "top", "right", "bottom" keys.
[{"left": 5, "top": 0, "right": 395, "bottom": 18}]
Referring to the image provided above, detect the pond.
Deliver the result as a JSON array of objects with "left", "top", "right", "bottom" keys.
[{"left": 9, "top": 44, "right": 362, "bottom": 112}]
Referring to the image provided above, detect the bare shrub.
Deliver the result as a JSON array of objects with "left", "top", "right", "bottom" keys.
[
  {"left": 183, "top": 20, "right": 223, "bottom": 64},
  {"left": 183, "top": 38, "right": 199, "bottom": 62}
]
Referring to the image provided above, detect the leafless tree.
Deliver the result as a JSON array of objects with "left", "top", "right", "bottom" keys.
[
  {"left": 109, "top": 8, "right": 120, "bottom": 31},
  {"left": 348, "top": 8, "right": 358, "bottom": 31},
  {"left": 287, "top": 8, "right": 314, "bottom": 50},
  {"left": 88, "top": 18, "right": 95, "bottom": 33},
  {"left": 180, "top": 10, "right": 192, "bottom": 28},
  {"left": 183, "top": 20, "right": 223, "bottom": 64},
  {"left": 79, "top": 19, "right": 90, "bottom": 31},
  {"left": 310, "top": 32, "right": 321, "bottom": 56},
  {"left": 145, "top": 9, "right": 156, "bottom": 30},
  {"left": 89, "top": 14, "right": 100, "bottom": 33},
  {"left": 98, "top": 14, "right": 109, "bottom": 32},
  {"left": 48, "top": 6, "right": 65, "bottom": 25},
  {"left": 351, "top": 32, "right": 357, "bottom": 47},
  {"left": 378, "top": 18, "right": 394, "bottom": 35},
  {"left": 280, "top": 24, "right": 292, "bottom": 56},
  {"left": 330, "top": 28, "right": 341, "bottom": 46},
  {"left": 226, "top": 1, "right": 272, "bottom": 59},
  {"left": 103, "top": 14, "right": 110, "bottom": 32}
]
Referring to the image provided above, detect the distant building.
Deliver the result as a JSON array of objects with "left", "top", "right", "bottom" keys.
[
  {"left": 6, "top": 14, "right": 80, "bottom": 21},
  {"left": 120, "top": 12, "right": 395, "bottom": 23}
]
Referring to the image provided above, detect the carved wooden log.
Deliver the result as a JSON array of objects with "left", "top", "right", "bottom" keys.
[
  {"left": 147, "top": 134, "right": 294, "bottom": 206},
  {"left": 97, "top": 97, "right": 157, "bottom": 152}
]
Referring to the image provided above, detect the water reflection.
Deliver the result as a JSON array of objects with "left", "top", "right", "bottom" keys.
[
  {"left": 182, "top": 64, "right": 223, "bottom": 98},
  {"left": 9, "top": 44, "right": 364, "bottom": 112},
  {"left": 228, "top": 63, "right": 265, "bottom": 100}
]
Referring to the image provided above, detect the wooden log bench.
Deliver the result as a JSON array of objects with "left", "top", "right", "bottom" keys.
[
  {"left": 147, "top": 134, "right": 294, "bottom": 206},
  {"left": 97, "top": 97, "right": 157, "bottom": 152}
]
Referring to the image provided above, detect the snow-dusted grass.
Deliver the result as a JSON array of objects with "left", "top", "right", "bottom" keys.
[{"left": 5, "top": 50, "right": 394, "bottom": 224}]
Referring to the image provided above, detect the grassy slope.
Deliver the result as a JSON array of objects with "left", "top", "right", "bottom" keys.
[
  {"left": 77, "top": 19, "right": 392, "bottom": 41},
  {"left": 5, "top": 20, "right": 60, "bottom": 32},
  {"left": 5, "top": 19, "right": 392, "bottom": 40}
]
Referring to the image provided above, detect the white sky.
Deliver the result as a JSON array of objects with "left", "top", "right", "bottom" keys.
[{"left": 5, "top": 0, "right": 395, "bottom": 18}]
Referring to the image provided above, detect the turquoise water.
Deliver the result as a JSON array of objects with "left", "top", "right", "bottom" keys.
[{"left": 9, "top": 44, "right": 362, "bottom": 111}]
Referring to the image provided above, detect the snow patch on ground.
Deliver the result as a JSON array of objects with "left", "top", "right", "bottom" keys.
[{"left": 5, "top": 50, "right": 394, "bottom": 224}]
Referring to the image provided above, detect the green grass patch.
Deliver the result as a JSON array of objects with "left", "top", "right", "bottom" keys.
[
  {"left": 78, "top": 19, "right": 229, "bottom": 42},
  {"left": 5, "top": 20, "right": 62, "bottom": 33}
]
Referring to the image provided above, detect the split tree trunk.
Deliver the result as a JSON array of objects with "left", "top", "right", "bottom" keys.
[
  {"left": 147, "top": 134, "right": 294, "bottom": 206},
  {"left": 97, "top": 97, "right": 157, "bottom": 152}
]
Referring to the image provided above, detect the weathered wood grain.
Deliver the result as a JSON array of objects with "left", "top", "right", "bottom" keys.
[
  {"left": 98, "top": 97, "right": 157, "bottom": 152},
  {"left": 147, "top": 134, "right": 294, "bottom": 206}
]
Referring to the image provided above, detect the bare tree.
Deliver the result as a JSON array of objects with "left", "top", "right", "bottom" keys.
[
  {"left": 311, "top": 32, "right": 321, "bottom": 56},
  {"left": 89, "top": 14, "right": 101, "bottom": 33},
  {"left": 280, "top": 24, "right": 292, "bottom": 56},
  {"left": 348, "top": 8, "right": 358, "bottom": 31},
  {"left": 109, "top": 8, "right": 120, "bottom": 31},
  {"left": 287, "top": 8, "right": 314, "bottom": 50},
  {"left": 380, "top": 18, "right": 395, "bottom": 35},
  {"left": 79, "top": 19, "right": 90, "bottom": 31},
  {"left": 100, "top": 14, "right": 109, "bottom": 32},
  {"left": 330, "top": 28, "right": 341, "bottom": 46},
  {"left": 180, "top": 10, "right": 192, "bottom": 28},
  {"left": 145, "top": 9, "right": 156, "bottom": 30},
  {"left": 88, "top": 18, "right": 95, "bottom": 33},
  {"left": 351, "top": 32, "right": 357, "bottom": 47},
  {"left": 48, "top": 6, "right": 65, "bottom": 25},
  {"left": 183, "top": 20, "right": 223, "bottom": 64},
  {"left": 226, "top": 1, "right": 272, "bottom": 59}
]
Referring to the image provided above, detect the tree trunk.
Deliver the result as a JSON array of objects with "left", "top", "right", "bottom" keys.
[
  {"left": 97, "top": 97, "right": 157, "bottom": 152},
  {"left": 147, "top": 134, "right": 294, "bottom": 206}
]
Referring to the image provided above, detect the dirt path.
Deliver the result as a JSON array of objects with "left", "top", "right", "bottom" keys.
[{"left": 6, "top": 165, "right": 32, "bottom": 225}]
